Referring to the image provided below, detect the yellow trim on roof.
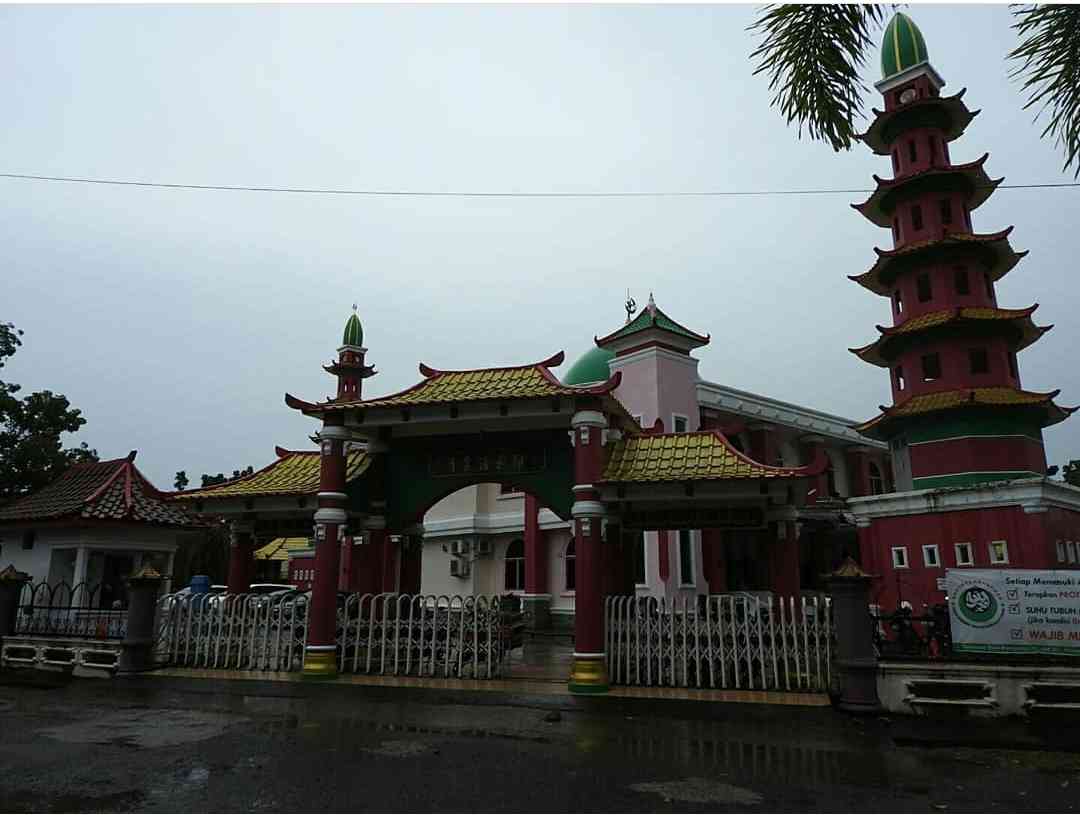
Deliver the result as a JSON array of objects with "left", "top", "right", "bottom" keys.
[
  {"left": 357, "top": 366, "right": 570, "bottom": 408},
  {"left": 176, "top": 450, "right": 369, "bottom": 500},
  {"left": 254, "top": 537, "right": 312, "bottom": 561},
  {"left": 602, "top": 432, "right": 803, "bottom": 484}
]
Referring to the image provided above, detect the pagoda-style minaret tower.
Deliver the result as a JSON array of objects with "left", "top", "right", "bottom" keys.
[
  {"left": 324, "top": 306, "right": 376, "bottom": 401},
  {"left": 849, "top": 12, "right": 1074, "bottom": 491}
]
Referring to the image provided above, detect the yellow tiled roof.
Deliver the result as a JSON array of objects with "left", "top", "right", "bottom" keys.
[
  {"left": 602, "top": 432, "right": 808, "bottom": 483},
  {"left": 253, "top": 537, "right": 312, "bottom": 561},
  {"left": 174, "top": 449, "right": 369, "bottom": 500},
  {"left": 855, "top": 387, "right": 1077, "bottom": 436},
  {"left": 359, "top": 365, "right": 575, "bottom": 408}
]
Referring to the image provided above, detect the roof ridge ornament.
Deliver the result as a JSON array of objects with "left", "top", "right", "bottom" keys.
[
  {"left": 625, "top": 290, "right": 636, "bottom": 325},
  {"left": 646, "top": 292, "right": 657, "bottom": 318}
]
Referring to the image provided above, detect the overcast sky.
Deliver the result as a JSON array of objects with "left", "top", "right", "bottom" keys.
[{"left": 3, "top": 3, "right": 1078, "bottom": 489}]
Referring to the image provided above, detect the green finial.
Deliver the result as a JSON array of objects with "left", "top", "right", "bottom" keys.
[
  {"left": 881, "top": 12, "right": 929, "bottom": 80},
  {"left": 342, "top": 304, "right": 363, "bottom": 347}
]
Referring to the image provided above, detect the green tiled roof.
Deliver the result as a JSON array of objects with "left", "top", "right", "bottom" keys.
[
  {"left": 596, "top": 299, "right": 709, "bottom": 347},
  {"left": 343, "top": 311, "right": 363, "bottom": 347}
]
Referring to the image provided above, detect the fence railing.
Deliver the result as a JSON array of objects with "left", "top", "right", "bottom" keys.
[
  {"left": 16, "top": 581, "right": 127, "bottom": 641},
  {"left": 871, "top": 604, "right": 952, "bottom": 660},
  {"left": 605, "top": 594, "right": 833, "bottom": 692},
  {"left": 157, "top": 591, "right": 513, "bottom": 678}
]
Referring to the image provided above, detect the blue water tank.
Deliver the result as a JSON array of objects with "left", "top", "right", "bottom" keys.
[{"left": 189, "top": 574, "right": 211, "bottom": 596}]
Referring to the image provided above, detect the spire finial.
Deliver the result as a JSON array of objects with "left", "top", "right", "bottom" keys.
[
  {"left": 646, "top": 292, "right": 657, "bottom": 317},
  {"left": 352, "top": 302, "right": 358, "bottom": 314},
  {"left": 624, "top": 290, "right": 637, "bottom": 324}
]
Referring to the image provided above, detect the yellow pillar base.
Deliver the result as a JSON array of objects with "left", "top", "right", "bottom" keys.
[
  {"left": 568, "top": 653, "right": 609, "bottom": 694},
  {"left": 301, "top": 647, "right": 338, "bottom": 680}
]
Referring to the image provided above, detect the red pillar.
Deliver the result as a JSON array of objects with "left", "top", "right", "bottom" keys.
[
  {"left": 569, "top": 407, "right": 609, "bottom": 694},
  {"left": 399, "top": 535, "right": 422, "bottom": 595},
  {"left": 377, "top": 531, "right": 398, "bottom": 593},
  {"left": 350, "top": 530, "right": 380, "bottom": 595},
  {"left": 226, "top": 521, "right": 254, "bottom": 595},
  {"left": 523, "top": 493, "right": 551, "bottom": 629},
  {"left": 338, "top": 535, "right": 353, "bottom": 592},
  {"left": 769, "top": 521, "right": 801, "bottom": 598},
  {"left": 700, "top": 528, "right": 726, "bottom": 593},
  {"left": 303, "top": 420, "right": 349, "bottom": 678}
]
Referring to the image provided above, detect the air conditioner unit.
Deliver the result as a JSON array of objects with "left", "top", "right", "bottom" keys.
[
  {"left": 450, "top": 558, "right": 471, "bottom": 578},
  {"left": 475, "top": 540, "right": 492, "bottom": 557}
]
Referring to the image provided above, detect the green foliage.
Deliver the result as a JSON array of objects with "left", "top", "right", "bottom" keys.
[
  {"left": 1063, "top": 459, "right": 1080, "bottom": 487},
  {"left": 749, "top": 4, "right": 890, "bottom": 152},
  {"left": 199, "top": 466, "right": 253, "bottom": 488},
  {"left": 1009, "top": 5, "right": 1080, "bottom": 178},
  {"left": 174, "top": 470, "right": 189, "bottom": 491},
  {"left": 0, "top": 322, "right": 98, "bottom": 504}
]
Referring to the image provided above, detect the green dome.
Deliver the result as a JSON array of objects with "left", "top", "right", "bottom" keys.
[
  {"left": 342, "top": 311, "right": 363, "bottom": 347},
  {"left": 563, "top": 345, "right": 615, "bottom": 386},
  {"left": 881, "top": 12, "right": 929, "bottom": 80}
]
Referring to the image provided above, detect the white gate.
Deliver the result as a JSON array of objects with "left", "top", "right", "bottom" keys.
[
  {"left": 605, "top": 594, "right": 832, "bottom": 691},
  {"left": 157, "top": 591, "right": 508, "bottom": 678}
]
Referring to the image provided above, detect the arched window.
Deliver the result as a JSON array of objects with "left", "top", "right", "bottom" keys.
[
  {"left": 565, "top": 540, "right": 576, "bottom": 592},
  {"left": 504, "top": 539, "right": 524, "bottom": 591},
  {"left": 869, "top": 462, "right": 885, "bottom": 496}
]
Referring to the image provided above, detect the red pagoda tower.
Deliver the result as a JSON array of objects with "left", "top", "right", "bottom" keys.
[{"left": 846, "top": 13, "right": 1080, "bottom": 609}]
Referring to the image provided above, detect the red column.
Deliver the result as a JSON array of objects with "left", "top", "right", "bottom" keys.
[
  {"left": 303, "top": 420, "right": 349, "bottom": 679},
  {"left": 399, "top": 535, "right": 423, "bottom": 595},
  {"left": 350, "top": 530, "right": 380, "bottom": 596},
  {"left": 657, "top": 530, "right": 671, "bottom": 583},
  {"left": 801, "top": 435, "right": 828, "bottom": 502},
  {"left": 700, "top": 528, "right": 726, "bottom": 593},
  {"left": 226, "top": 521, "right": 254, "bottom": 595},
  {"left": 569, "top": 407, "right": 609, "bottom": 694},
  {"left": 524, "top": 494, "right": 547, "bottom": 593},
  {"left": 769, "top": 521, "right": 801, "bottom": 598},
  {"left": 338, "top": 535, "right": 353, "bottom": 592},
  {"left": 377, "top": 531, "right": 398, "bottom": 593}
]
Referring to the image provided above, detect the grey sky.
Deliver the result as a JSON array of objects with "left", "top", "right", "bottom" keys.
[{"left": 3, "top": 4, "right": 1078, "bottom": 489}]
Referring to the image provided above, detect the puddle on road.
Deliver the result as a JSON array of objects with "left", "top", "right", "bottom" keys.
[
  {"left": 632, "top": 778, "right": 764, "bottom": 806},
  {"left": 39, "top": 709, "right": 248, "bottom": 749}
]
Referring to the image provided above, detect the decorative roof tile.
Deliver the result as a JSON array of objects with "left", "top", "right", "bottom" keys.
[
  {"left": 596, "top": 297, "right": 709, "bottom": 349},
  {"left": 858, "top": 90, "right": 978, "bottom": 156},
  {"left": 0, "top": 453, "right": 198, "bottom": 527},
  {"left": 855, "top": 387, "right": 1078, "bottom": 438},
  {"left": 601, "top": 431, "right": 823, "bottom": 484},
  {"left": 850, "top": 229, "right": 1025, "bottom": 296},
  {"left": 254, "top": 537, "right": 312, "bottom": 562},
  {"left": 174, "top": 447, "right": 370, "bottom": 501}
]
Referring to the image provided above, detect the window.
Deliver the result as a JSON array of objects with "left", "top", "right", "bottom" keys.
[
  {"left": 869, "top": 462, "right": 885, "bottom": 495},
  {"left": 922, "top": 545, "right": 941, "bottom": 568},
  {"left": 921, "top": 353, "right": 941, "bottom": 381},
  {"left": 21, "top": 530, "right": 34, "bottom": 550},
  {"left": 969, "top": 348, "right": 989, "bottom": 375},
  {"left": 989, "top": 540, "right": 1009, "bottom": 565},
  {"left": 564, "top": 541, "right": 576, "bottom": 591},
  {"left": 954, "top": 266, "right": 970, "bottom": 295},
  {"left": 911, "top": 204, "right": 924, "bottom": 231},
  {"left": 504, "top": 539, "right": 525, "bottom": 591},
  {"left": 891, "top": 547, "right": 909, "bottom": 569},
  {"left": 1057, "top": 541, "right": 1066, "bottom": 562},
  {"left": 955, "top": 542, "right": 974, "bottom": 566},
  {"left": 892, "top": 217, "right": 900, "bottom": 242},
  {"left": 894, "top": 289, "right": 904, "bottom": 314},
  {"left": 908, "top": 139, "right": 917, "bottom": 163},
  {"left": 673, "top": 415, "right": 688, "bottom": 434},
  {"left": 1069, "top": 542, "right": 1077, "bottom": 564},
  {"left": 964, "top": 207, "right": 972, "bottom": 229},
  {"left": 678, "top": 530, "right": 694, "bottom": 586},
  {"left": 895, "top": 366, "right": 905, "bottom": 391},
  {"left": 1008, "top": 353, "right": 1018, "bottom": 379},
  {"left": 917, "top": 273, "right": 932, "bottom": 302},
  {"left": 939, "top": 198, "right": 952, "bottom": 225},
  {"left": 891, "top": 151, "right": 899, "bottom": 174},
  {"left": 633, "top": 531, "right": 646, "bottom": 585}
]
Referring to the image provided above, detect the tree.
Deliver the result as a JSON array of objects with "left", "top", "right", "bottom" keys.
[
  {"left": 174, "top": 470, "right": 189, "bottom": 491},
  {"left": 0, "top": 322, "right": 98, "bottom": 504},
  {"left": 199, "top": 465, "right": 253, "bottom": 488},
  {"left": 1063, "top": 460, "right": 1080, "bottom": 487},
  {"left": 749, "top": 5, "right": 1080, "bottom": 176}
]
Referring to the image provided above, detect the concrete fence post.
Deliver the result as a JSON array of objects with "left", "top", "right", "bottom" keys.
[
  {"left": 826, "top": 557, "right": 881, "bottom": 713},
  {"left": 118, "top": 565, "right": 164, "bottom": 674},
  {"left": 0, "top": 565, "right": 31, "bottom": 660}
]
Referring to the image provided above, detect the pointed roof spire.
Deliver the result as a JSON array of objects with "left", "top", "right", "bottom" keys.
[
  {"left": 646, "top": 292, "right": 657, "bottom": 317},
  {"left": 342, "top": 307, "right": 364, "bottom": 348}
]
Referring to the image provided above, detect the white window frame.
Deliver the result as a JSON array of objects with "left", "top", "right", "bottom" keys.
[
  {"left": 672, "top": 413, "right": 689, "bottom": 434},
  {"left": 562, "top": 540, "right": 576, "bottom": 596},
  {"left": 891, "top": 546, "right": 909, "bottom": 569},
  {"left": 989, "top": 540, "right": 1009, "bottom": 565},
  {"left": 678, "top": 529, "right": 696, "bottom": 588},
  {"left": 922, "top": 544, "right": 940, "bottom": 569},
  {"left": 635, "top": 532, "right": 649, "bottom": 589},
  {"left": 1057, "top": 540, "right": 1066, "bottom": 562},
  {"left": 1069, "top": 541, "right": 1077, "bottom": 564},
  {"left": 955, "top": 542, "right": 974, "bottom": 566}
]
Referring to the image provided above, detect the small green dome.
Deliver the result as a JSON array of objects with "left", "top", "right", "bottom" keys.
[
  {"left": 563, "top": 345, "right": 615, "bottom": 386},
  {"left": 342, "top": 311, "right": 363, "bottom": 347},
  {"left": 881, "top": 12, "right": 929, "bottom": 80}
]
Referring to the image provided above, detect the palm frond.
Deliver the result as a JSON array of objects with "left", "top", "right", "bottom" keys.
[
  {"left": 1009, "top": 5, "right": 1080, "bottom": 178},
  {"left": 749, "top": 4, "right": 891, "bottom": 152}
]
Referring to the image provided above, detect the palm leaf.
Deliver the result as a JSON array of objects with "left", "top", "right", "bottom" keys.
[{"left": 749, "top": 5, "right": 891, "bottom": 152}]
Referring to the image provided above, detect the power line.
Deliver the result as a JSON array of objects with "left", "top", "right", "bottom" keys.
[{"left": 1, "top": 171, "right": 1078, "bottom": 198}]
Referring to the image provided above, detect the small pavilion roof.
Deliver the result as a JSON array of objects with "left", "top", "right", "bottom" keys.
[
  {"left": 285, "top": 351, "right": 621, "bottom": 417},
  {"left": 854, "top": 387, "right": 1078, "bottom": 439},
  {"left": 595, "top": 299, "right": 709, "bottom": 350},
  {"left": 174, "top": 446, "right": 370, "bottom": 501},
  {"left": 858, "top": 90, "right": 978, "bottom": 156},
  {"left": 601, "top": 431, "right": 825, "bottom": 484},
  {"left": 850, "top": 305, "right": 1050, "bottom": 367},
  {"left": 0, "top": 452, "right": 198, "bottom": 527},
  {"left": 850, "top": 228, "right": 1026, "bottom": 296},
  {"left": 253, "top": 537, "right": 312, "bottom": 562},
  {"left": 852, "top": 155, "right": 1001, "bottom": 228}
]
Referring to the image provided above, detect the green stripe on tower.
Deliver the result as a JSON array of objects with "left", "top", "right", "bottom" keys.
[{"left": 911, "top": 471, "right": 1043, "bottom": 490}]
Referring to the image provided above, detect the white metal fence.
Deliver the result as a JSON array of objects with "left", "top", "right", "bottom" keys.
[
  {"left": 605, "top": 594, "right": 833, "bottom": 692},
  {"left": 157, "top": 592, "right": 510, "bottom": 678}
]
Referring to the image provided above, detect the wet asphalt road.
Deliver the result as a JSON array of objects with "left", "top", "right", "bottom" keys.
[{"left": 2, "top": 675, "right": 1080, "bottom": 813}]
